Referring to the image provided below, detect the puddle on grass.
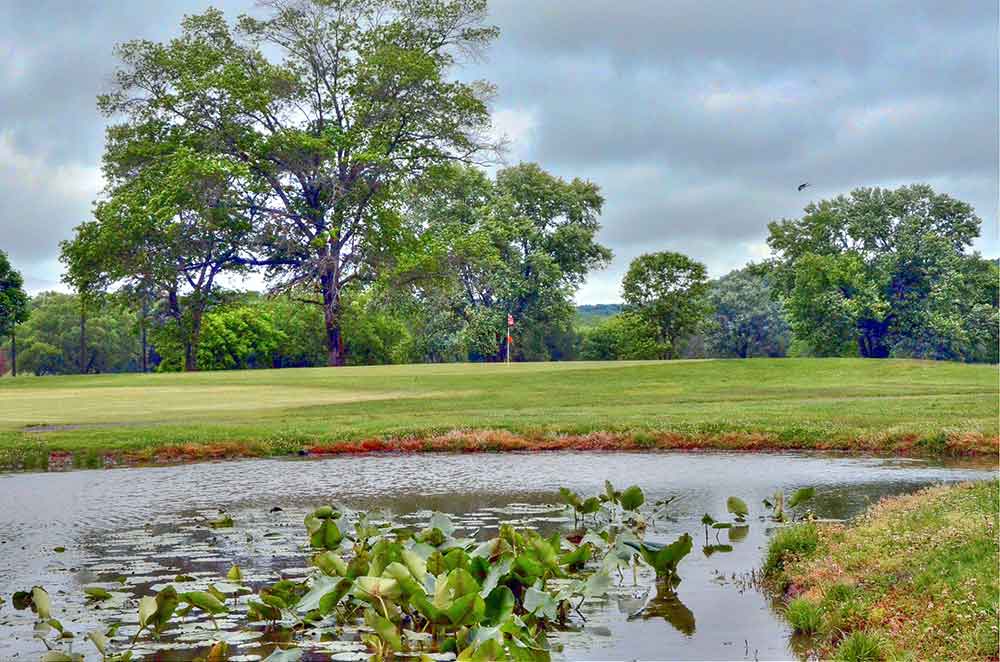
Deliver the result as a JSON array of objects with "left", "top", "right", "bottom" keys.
[{"left": 0, "top": 451, "right": 993, "bottom": 660}]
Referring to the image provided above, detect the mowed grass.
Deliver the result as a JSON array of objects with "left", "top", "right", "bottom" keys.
[
  {"left": 0, "top": 358, "right": 996, "bottom": 466},
  {"left": 765, "top": 481, "right": 999, "bottom": 660}
]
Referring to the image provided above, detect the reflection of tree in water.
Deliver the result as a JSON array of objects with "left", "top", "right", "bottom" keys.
[{"left": 627, "top": 582, "right": 696, "bottom": 636}]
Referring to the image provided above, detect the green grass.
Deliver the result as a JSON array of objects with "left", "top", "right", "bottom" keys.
[
  {"left": 0, "top": 358, "right": 996, "bottom": 467},
  {"left": 765, "top": 481, "right": 1000, "bottom": 660}
]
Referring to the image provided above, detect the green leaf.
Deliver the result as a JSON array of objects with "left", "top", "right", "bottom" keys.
[
  {"left": 620, "top": 485, "right": 645, "bottom": 511},
  {"left": 226, "top": 564, "right": 243, "bottom": 582},
  {"left": 446, "top": 592, "right": 486, "bottom": 626},
  {"left": 726, "top": 496, "right": 749, "bottom": 519},
  {"left": 32, "top": 587, "right": 52, "bottom": 620},
  {"left": 523, "top": 585, "right": 558, "bottom": 620},
  {"left": 84, "top": 586, "right": 112, "bottom": 601},
  {"left": 181, "top": 591, "right": 228, "bottom": 614},
  {"left": 788, "top": 487, "right": 816, "bottom": 509},
  {"left": 483, "top": 586, "right": 515, "bottom": 625},
  {"left": 364, "top": 607, "right": 402, "bottom": 651}
]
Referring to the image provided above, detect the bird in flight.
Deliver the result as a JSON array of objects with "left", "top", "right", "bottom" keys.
[{"left": 797, "top": 182, "right": 810, "bottom": 191}]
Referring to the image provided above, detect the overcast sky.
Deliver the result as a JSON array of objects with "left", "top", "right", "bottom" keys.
[{"left": 1, "top": 1, "right": 996, "bottom": 302}]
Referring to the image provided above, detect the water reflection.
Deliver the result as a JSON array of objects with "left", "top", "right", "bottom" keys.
[{"left": 629, "top": 582, "right": 697, "bottom": 636}]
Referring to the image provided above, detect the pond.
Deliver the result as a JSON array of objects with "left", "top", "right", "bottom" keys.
[{"left": 0, "top": 450, "right": 992, "bottom": 660}]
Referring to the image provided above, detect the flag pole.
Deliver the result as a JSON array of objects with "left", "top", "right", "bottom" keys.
[{"left": 506, "top": 312, "right": 513, "bottom": 364}]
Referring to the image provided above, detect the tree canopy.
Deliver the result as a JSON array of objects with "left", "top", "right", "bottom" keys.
[
  {"left": 84, "top": 0, "right": 501, "bottom": 367},
  {"left": 622, "top": 251, "right": 710, "bottom": 359},
  {"left": 765, "top": 184, "right": 995, "bottom": 361}
]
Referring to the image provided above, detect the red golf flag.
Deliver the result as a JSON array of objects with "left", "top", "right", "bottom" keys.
[{"left": 507, "top": 313, "right": 514, "bottom": 327}]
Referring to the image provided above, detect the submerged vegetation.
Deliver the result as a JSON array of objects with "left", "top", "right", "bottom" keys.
[{"left": 764, "top": 480, "right": 999, "bottom": 660}]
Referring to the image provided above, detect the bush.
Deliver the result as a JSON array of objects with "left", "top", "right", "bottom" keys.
[{"left": 763, "top": 523, "right": 819, "bottom": 575}]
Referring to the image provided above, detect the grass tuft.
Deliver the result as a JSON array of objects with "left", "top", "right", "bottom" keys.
[
  {"left": 763, "top": 523, "right": 819, "bottom": 576},
  {"left": 833, "top": 631, "right": 887, "bottom": 662},
  {"left": 785, "top": 597, "right": 824, "bottom": 633}
]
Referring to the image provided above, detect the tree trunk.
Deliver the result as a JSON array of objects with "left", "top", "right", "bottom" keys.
[
  {"left": 184, "top": 308, "right": 204, "bottom": 372},
  {"left": 79, "top": 308, "right": 87, "bottom": 374},
  {"left": 10, "top": 332, "right": 16, "bottom": 377},
  {"left": 140, "top": 296, "right": 149, "bottom": 373},
  {"left": 321, "top": 270, "right": 345, "bottom": 367}
]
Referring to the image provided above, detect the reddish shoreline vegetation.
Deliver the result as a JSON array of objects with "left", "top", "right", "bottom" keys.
[{"left": 5, "top": 428, "right": 997, "bottom": 473}]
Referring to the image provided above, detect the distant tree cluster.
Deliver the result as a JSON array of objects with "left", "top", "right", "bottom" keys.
[{"left": 579, "top": 185, "right": 995, "bottom": 364}]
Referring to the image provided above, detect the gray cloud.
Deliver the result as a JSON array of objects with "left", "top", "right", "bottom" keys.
[{"left": 1, "top": 0, "right": 996, "bottom": 300}]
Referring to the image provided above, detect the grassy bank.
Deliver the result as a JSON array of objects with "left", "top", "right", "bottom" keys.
[
  {"left": 0, "top": 358, "right": 996, "bottom": 469},
  {"left": 765, "top": 481, "right": 999, "bottom": 660}
]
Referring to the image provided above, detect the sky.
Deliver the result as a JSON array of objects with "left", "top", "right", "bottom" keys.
[{"left": 1, "top": 1, "right": 997, "bottom": 303}]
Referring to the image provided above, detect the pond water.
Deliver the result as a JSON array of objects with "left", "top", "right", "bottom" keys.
[{"left": 0, "top": 451, "right": 992, "bottom": 660}]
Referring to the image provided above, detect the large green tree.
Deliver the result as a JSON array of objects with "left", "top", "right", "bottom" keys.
[
  {"left": 704, "top": 267, "right": 790, "bottom": 358},
  {"left": 98, "top": 1, "right": 499, "bottom": 366},
  {"left": 0, "top": 250, "right": 30, "bottom": 376},
  {"left": 401, "top": 163, "right": 611, "bottom": 361},
  {"left": 766, "top": 184, "right": 994, "bottom": 360},
  {"left": 621, "top": 251, "right": 710, "bottom": 359}
]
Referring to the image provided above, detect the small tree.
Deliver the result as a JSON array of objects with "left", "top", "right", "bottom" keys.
[
  {"left": 704, "top": 267, "right": 790, "bottom": 358},
  {"left": 621, "top": 251, "right": 710, "bottom": 359},
  {"left": 0, "top": 250, "right": 30, "bottom": 376}
]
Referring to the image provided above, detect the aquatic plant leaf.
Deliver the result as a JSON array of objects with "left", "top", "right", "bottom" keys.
[
  {"left": 209, "top": 514, "right": 234, "bottom": 529},
  {"left": 711, "top": 522, "right": 732, "bottom": 529},
  {"left": 401, "top": 548, "right": 428, "bottom": 584},
  {"left": 620, "top": 485, "right": 645, "bottom": 511},
  {"left": 788, "top": 487, "right": 816, "bottom": 509},
  {"left": 429, "top": 512, "right": 456, "bottom": 536},
  {"left": 701, "top": 513, "right": 715, "bottom": 526},
  {"left": 181, "top": 591, "right": 228, "bottom": 615},
  {"left": 32, "top": 587, "right": 52, "bottom": 620},
  {"left": 603, "top": 480, "right": 620, "bottom": 504},
  {"left": 483, "top": 586, "right": 515, "bottom": 625},
  {"left": 205, "top": 640, "right": 229, "bottom": 661},
  {"left": 559, "top": 544, "right": 592, "bottom": 570},
  {"left": 479, "top": 557, "right": 513, "bottom": 598},
  {"left": 445, "top": 568, "right": 481, "bottom": 598},
  {"left": 314, "top": 551, "right": 348, "bottom": 577},
  {"left": 84, "top": 586, "right": 111, "bottom": 601},
  {"left": 446, "top": 592, "right": 486, "bottom": 626},
  {"left": 558, "top": 487, "right": 582, "bottom": 509},
  {"left": 353, "top": 576, "right": 402, "bottom": 602},
  {"left": 578, "top": 497, "right": 602, "bottom": 515},
  {"left": 297, "top": 575, "right": 344, "bottom": 613},
  {"left": 226, "top": 564, "right": 243, "bottom": 582},
  {"left": 726, "top": 496, "right": 749, "bottom": 519},
  {"left": 87, "top": 629, "right": 108, "bottom": 654},
  {"left": 581, "top": 569, "right": 613, "bottom": 598},
  {"left": 138, "top": 596, "right": 157, "bottom": 629},
  {"left": 459, "top": 636, "right": 505, "bottom": 661},
  {"left": 262, "top": 649, "right": 303, "bottom": 662},
  {"left": 39, "top": 653, "right": 78, "bottom": 662},
  {"left": 365, "top": 608, "right": 402, "bottom": 651},
  {"left": 523, "top": 585, "right": 558, "bottom": 620}
]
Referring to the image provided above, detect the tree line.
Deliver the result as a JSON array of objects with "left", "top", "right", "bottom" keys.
[{"left": 1, "top": 0, "right": 996, "bottom": 373}]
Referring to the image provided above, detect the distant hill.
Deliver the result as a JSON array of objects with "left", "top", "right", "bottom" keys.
[{"left": 575, "top": 303, "right": 622, "bottom": 327}]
